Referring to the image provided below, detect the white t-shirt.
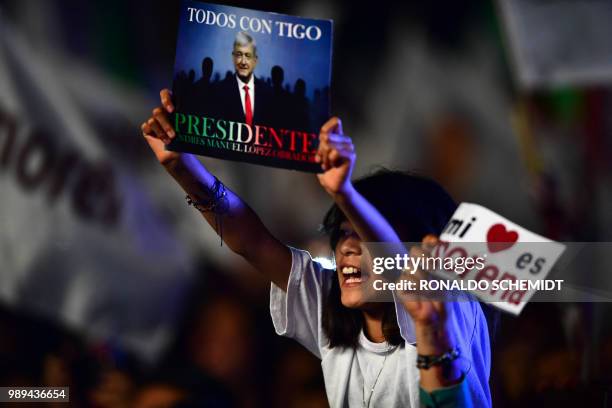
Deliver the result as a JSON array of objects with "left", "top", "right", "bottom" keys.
[{"left": 270, "top": 247, "right": 492, "bottom": 407}]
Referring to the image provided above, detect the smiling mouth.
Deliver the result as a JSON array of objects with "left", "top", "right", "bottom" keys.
[{"left": 341, "top": 266, "right": 364, "bottom": 286}]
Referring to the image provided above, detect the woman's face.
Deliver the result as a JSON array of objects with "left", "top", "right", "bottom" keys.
[{"left": 334, "top": 220, "right": 374, "bottom": 309}]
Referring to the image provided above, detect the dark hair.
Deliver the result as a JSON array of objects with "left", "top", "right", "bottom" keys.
[{"left": 321, "top": 169, "right": 457, "bottom": 348}]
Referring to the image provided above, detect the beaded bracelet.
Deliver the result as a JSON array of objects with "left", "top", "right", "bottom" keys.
[
  {"left": 185, "top": 177, "right": 228, "bottom": 245},
  {"left": 416, "top": 346, "right": 460, "bottom": 369}
]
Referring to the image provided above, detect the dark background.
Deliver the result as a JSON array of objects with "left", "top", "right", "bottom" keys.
[{"left": 1, "top": 0, "right": 612, "bottom": 406}]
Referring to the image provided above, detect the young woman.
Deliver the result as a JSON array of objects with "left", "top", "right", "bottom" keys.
[{"left": 141, "top": 89, "right": 491, "bottom": 407}]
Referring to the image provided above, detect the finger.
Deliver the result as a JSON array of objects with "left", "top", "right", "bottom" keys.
[
  {"left": 141, "top": 121, "right": 153, "bottom": 137},
  {"left": 324, "top": 132, "right": 353, "bottom": 154},
  {"left": 327, "top": 149, "right": 342, "bottom": 167},
  {"left": 317, "top": 141, "right": 330, "bottom": 170},
  {"left": 148, "top": 118, "right": 170, "bottom": 144},
  {"left": 319, "top": 135, "right": 352, "bottom": 155},
  {"left": 327, "top": 133, "right": 351, "bottom": 145},
  {"left": 318, "top": 129, "right": 329, "bottom": 144},
  {"left": 409, "top": 244, "right": 436, "bottom": 278},
  {"left": 422, "top": 234, "right": 439, "bottom": 252},
  {"left": 320, "top": 117, "right": 343, "bottom": 135},
  {"left": 316, "top": 141, "right": 326, "bottom": 157},
  {"left": 142, "top": 133, "right": 161, "bottom": 149},
  {"left": 328, "top": 148, "right": 355, "bottom": 167},
  {"left": 153, "top": 107, "right": 176, "bottom": 139},
  {"left": 160, "top": 89, "right": 174, "bottom": 113},
  {"left": 321, "top": 147, "right": 331, "bottom": 170},
  {"left": 317, "top": 131, "right": 329, "bottom": 168},
  {"left": 336, "top": 118, "right": 343, "bottom": 135},
  {"left": 421, "top": 234, "right": 439, "bottom": 262},
  {"left": 142, "top": 123, "right": 162, "bottom": 149},
  {"left": 326, "top": 141, "right": 354, "bottom": 153}
]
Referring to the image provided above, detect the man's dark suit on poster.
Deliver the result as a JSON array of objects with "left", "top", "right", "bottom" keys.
[{"left": 212, "top": 75, "right": 276, "bottom": 127}]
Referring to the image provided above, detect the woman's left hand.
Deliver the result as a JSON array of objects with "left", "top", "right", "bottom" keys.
[
  {"left": 316, "top": 117, "right": 356, "bottom": 197},
  {"left": 401, "top": 235, "right": 463, "bottom": 390},
  {"left": 400, "top": 235, "right": 453, "bottom": 354}
]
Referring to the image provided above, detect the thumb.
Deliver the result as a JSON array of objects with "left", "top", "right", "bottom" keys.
[
  {"left": 335, "top": 118, "right": 344, "bottom": 135},
  {"left": 321, "top": 117, "right": 343, "bottom": 136}
]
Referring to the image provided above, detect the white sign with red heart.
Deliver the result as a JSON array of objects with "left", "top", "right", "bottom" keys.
[{"left": 436, "top": 203, "right": 566, "bottom": 315}]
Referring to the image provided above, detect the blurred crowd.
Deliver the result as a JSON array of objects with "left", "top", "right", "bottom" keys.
[
  {"left": 0, "top": 264, "right": 329, "bottom": 408},
  {"left": 3, "top": 274, "right": 612, "bottom": 407}
]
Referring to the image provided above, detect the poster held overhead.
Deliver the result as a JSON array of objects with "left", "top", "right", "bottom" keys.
[{"left": 168, "top": 0, "right": 333, "bottom": 172}]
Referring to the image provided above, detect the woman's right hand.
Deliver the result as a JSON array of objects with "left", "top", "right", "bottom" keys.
[{"left": 141, "top": 89, "right": 181, "bottom": 166}]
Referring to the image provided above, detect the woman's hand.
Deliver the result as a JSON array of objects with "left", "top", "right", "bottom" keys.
[
  {"left": 140, "top": 89, "right": 182, "bottom": 166},
  {"left": 401, "top": 235, "right": 462, "bottom": 391},
  {"left": 401, "top": 235, "right": 453, "bottom": 354},
  {"left": 316, "top": 117, "right": 356, "bottom": 198}
]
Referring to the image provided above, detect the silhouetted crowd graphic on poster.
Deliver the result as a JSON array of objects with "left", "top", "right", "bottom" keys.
[{"left": 172, "top": 56, "right": 330, "bottom": 134}]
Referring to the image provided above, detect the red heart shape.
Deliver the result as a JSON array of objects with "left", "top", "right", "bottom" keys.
[{"left": 486, "top": 224, "right": 519, "bottom": 253}]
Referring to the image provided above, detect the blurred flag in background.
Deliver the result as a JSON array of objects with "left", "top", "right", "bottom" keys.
[{"left": 0, "top": 11, "right": 193, "bottom": 362}]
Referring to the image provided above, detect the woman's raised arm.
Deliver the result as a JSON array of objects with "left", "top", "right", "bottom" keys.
[{"left": 141, "top": 89, "right": 292, "bottom": 290}]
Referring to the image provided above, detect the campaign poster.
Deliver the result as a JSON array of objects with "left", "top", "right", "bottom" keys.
[{"left": 168, "top": 0, "right": 333, "bottom": 172}]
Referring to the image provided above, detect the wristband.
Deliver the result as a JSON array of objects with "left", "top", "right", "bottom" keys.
[
  {"left": 185, "top": 177, "right": 228, "bottom": 245},
  {"left": 416, "top": 346, "right": 460, "bottom": 370},
  {"left": 185, "top": 178, "right": 227, "bottom": 213}
]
